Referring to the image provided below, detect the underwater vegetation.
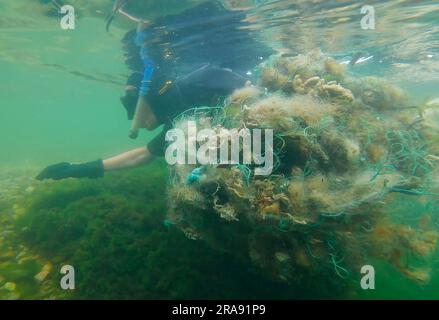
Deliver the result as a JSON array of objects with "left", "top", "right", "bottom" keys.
[
  {"left": 0, "top": 168, "right": 62, "bottom": 300},
  {"left": 1, "top": 161, "right": 346, "bottom": 299},
  {"left": 166, "top": 49, "right": 439, "bottom": 289}
]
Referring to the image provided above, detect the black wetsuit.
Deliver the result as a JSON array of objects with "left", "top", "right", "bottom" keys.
[{"left": 124, "top": 2, "right": 273, "bottom": 156}]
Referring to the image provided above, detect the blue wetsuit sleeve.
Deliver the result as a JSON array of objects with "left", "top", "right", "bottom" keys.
[
  {"left": 135, "top": 30, "right": 155, "bottom": 97},
  {"left": 139, "top": 53, "right": 155, "bottom": 96},
  {"left": 135, "top": 29, "right": 148, "bottom": 47}
]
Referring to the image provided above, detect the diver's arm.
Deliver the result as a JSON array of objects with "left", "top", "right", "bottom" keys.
[
  {"left": 36, "top": 146, "right": 156, "bottom": 181},
  {"left": 103, "top": 146, "right": 154, "bottom": 171}
]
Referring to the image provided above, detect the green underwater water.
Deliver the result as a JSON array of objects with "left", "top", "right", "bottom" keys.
[{"left": 1, "top": 0, "right": 439, "bottom": 300}]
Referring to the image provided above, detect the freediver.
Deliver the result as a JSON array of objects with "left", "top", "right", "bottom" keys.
[{"left": 36, "top": 0, "right": 273, "bottom": 181}]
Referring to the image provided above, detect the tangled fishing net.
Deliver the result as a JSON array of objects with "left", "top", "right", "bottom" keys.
[{"left": 165, "top": 49, "right": 439, "bottom": 286}]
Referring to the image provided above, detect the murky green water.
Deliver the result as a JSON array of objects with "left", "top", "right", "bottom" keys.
[{"left": 1, "top": 0, "right": 439, "bottom": 300}]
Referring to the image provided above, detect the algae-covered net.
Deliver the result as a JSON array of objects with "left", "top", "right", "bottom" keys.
[{"left": 166, "top": 50, "right": 439, "bottom": 285}]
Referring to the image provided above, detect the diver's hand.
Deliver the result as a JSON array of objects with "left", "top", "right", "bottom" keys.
[
  {"left": 36, "top": 162, "right": 72, "bottom": 180},
  {"left": 36, "top": 160, "right": 104, "bottom": 181}
]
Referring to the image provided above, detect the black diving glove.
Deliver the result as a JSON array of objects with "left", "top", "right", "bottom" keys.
[{"left": 36, "top": 159, "right": 104, "bottom": 181}]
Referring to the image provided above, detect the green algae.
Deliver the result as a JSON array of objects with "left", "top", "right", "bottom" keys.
[{"left": 9, "top": 159, "right": 342, "bottom": 299}]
